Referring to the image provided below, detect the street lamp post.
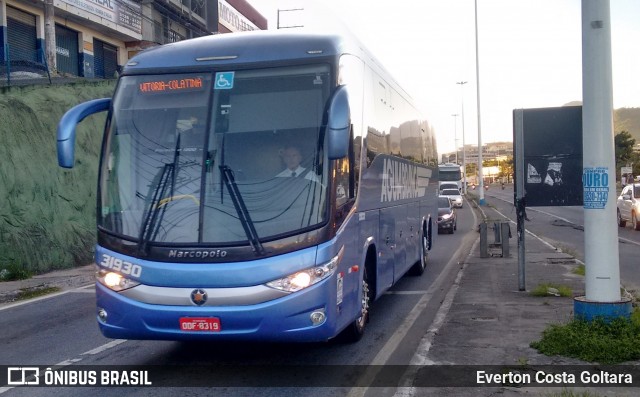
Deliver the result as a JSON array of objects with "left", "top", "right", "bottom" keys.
[
  {"left": 474, "top": 0, "right": 484, "bottom": 205},
  {"left": 452, "top": 114, "right": 459, "bottom": 164},
  {"left": 456, "top": 81, "right": 468, "bottom": 194}
]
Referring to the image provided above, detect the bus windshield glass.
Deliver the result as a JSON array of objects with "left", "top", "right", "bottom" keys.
[
  {"left": 99, "top": 65, "right": 331, "bottom": 246},
  {"left": 439, "top": 169, "right": 462, "bottom": 182}
]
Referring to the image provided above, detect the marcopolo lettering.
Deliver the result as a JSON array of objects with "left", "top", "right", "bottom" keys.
[{"left": 169, "top": 250, "right": 228, "bottom": 259}]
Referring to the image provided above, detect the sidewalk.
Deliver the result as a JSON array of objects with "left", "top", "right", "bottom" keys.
[
  {"left": 408, "top": 199, "right": 638, "bottom": 396},
  {"left": 0, "top": 264, "right": 95, "bottom": 305}
]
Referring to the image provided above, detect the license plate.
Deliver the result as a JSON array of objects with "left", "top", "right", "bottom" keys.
[{"left": 179, "top": 317, "right": 221, "bottom": 332}]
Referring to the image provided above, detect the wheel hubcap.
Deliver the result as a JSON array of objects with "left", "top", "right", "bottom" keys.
[{"left": 356, "top": 279, "right": 369, "bottom": 329}]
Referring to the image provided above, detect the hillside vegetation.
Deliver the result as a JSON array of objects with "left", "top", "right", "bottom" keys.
[
  {"left": 565, "top": 104, "right": 640, "bottom": 141},
  {"left": 0, "top": 81, "right": 115, "bottom": 275},
  {"left": 615, "top": 107, "right": 640, "bottom": 142}
]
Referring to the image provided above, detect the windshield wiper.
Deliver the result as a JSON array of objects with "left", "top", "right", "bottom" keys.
[
  {"left": 137, "top": 163, "right": 174, "bottom": 255},
  {"left": 219, "top": 165, "right": 264, "bottom": 256},
  {"left": 137, "top": 134, "right": 181, "bottom": 255}
]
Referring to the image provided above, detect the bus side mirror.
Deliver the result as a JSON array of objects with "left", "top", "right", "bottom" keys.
[
  {"left": 327, "top": 86, "right": 350, "bottom": 160},
  {"left": 57, "top": 98, "right": 111, "bottom": 168}
]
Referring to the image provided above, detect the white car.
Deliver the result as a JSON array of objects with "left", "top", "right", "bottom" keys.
[
  {"left": 439, "top": 182, "right": 459, "bottom": 194},
  {"left": 617, "top": 183, "right": 640, "bottom": 230},
  {"left": 440, "top": 188, "right": 463, "bottom": 208}
]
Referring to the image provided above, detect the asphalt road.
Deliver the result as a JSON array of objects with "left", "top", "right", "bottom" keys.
[
  {"left": 482, "top": 184, "right": 640, "bottom": 292},
  {"left": 1, "top": 203, "right": 480, "bottom": 396}
]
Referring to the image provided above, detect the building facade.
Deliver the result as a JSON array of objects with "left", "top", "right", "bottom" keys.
[
  {"left": 0, "top": 0, "right": 266, "bottom": 80},
  {"left": 442, "top": 141, "right": 513, "bottom": 165}
]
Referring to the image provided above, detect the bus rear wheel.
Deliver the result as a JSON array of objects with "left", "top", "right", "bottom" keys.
[{"left": 409, "top": 223, "right": 429, "bottom": 276}]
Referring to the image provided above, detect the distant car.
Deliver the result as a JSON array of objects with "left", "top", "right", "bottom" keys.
[
  {"left": 440, "top": 188, "right": 463, "bottom": 208},
  {"left": 439, "top": 182, "right": 459, "bottom": 194},
  {"left": 617, "top": 183, "right": 640, "bottom": 230},
  {"left": 437, "top": 196, "right": 457, "bottom": 234}
]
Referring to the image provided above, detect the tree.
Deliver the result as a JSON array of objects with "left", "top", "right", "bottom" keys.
[
  {"left": 614, "top": 130, "right": 639, "bottom": 180},
  {"left": 499, "top": 157, "right": 514, "bottom": 181}
]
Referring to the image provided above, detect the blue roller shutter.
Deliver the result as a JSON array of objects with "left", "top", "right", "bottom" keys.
[
  {"left": 55, "top": 25, "right": 79, "bottom": 76},
  {"left": 6, "top": 6, "right": 37, "bottom": 62},
  {"left": 94, "top": 39, "right": 118, "bottom": 79}
]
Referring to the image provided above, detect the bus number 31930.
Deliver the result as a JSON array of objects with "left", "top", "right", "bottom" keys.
[{"left": 100, "top": 254, "right": 143, "bottom": 278}]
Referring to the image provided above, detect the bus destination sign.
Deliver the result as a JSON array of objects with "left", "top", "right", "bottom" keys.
[{"left": 139, "top": 77, "right": 204, "bottom": 94}]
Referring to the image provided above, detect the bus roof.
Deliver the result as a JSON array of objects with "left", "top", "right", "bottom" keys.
[
  {"left": 122, "top": 31, "right": 356, "bottom": 74},
  {"left": 438, "top": 163, "right": 463, "bottom": 169}
]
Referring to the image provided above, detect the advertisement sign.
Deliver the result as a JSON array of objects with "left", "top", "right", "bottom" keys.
[
  {"left": 513, "top": 106, "right": 583, "bottom": 207},
  {"left": 58, "top": 0, "right": 141, "bottom": 34},
  {"left": 218, "top": 0, "right": 259, "bottom": 32}
]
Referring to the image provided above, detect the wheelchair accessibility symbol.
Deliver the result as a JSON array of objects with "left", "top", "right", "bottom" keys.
[{"left": 215, "top": 72, "right": 235, "bottom": 89}]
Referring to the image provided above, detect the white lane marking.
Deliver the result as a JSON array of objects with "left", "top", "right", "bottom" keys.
[
  {"left": 489, "top": 206, "right": 587, "bottom": 265},
  {"left": 54, "top": 358, "right": 83, "bottom": 367},
  {"left": 393, "top": 239, "right": 479, "bottom": 397},
  {"left": 73, "top": 289, "right": 96, "bottom": 294},
  {"left": 347, "top": 203, "right": 480, "bottom": 397},
  {"left": 82, "top": 339, "right": 127, "bottom": 355},
  {"left": 487, "top": 193, "right": 640, "bottom": 248},
  {"left": 384, "top": 291, "right": 429, "bottom": 295},
  {"left": 0, "top": 332, "right": 126, "bottom": 394},
  {"left": 0, "top": 284, "right": 95, "bottom": 311}
]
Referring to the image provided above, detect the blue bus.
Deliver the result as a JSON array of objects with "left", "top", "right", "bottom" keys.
[{"left": 57, "top": 31, "right": 439, "bottom": 342}]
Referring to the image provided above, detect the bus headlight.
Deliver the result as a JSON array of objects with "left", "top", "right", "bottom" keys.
[
  {"left": 97, "top": 269, "right": 140, "bottom": 292},
  {"left": 266, "top": 247, "right": 343, "bottom": 293}
]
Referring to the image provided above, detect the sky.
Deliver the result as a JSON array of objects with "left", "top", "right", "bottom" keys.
[{"left": 248, "top": 0, "right": 640, "bottom": 154}]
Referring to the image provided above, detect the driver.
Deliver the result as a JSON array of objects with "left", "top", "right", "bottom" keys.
[{"left": 276, "top": 145, "right": 318, "bottom": 182}]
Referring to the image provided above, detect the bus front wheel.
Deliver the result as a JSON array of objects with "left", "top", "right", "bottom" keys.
[{"left": 339, "top": 266, "right": 371, "bottom": 343}]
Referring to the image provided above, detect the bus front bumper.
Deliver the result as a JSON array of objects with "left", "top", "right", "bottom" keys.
[{"left": 95, "top": 281, "right": 339, "bottom": 342}]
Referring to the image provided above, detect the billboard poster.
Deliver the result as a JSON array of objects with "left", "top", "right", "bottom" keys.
[{"left": 513, "top": 106, "right": 583, "bottom": 207}]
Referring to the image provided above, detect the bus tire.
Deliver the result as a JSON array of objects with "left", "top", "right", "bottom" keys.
[
  {"left": 339, "top": 265, "right": 371, "bottom": 343},
  {"left": 409, "top": 222, "right": 429, "bottom": 276}
]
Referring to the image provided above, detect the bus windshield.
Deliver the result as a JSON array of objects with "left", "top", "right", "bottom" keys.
[
  {"left": 99, "top": 65, "right": 331, "bottom": 247},
  {"left": 439, "top": 169, "right": 462, "bottom": 182}
]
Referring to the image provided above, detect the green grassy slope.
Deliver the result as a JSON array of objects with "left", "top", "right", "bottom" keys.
[{"left": 0, "top": 81, "right": 115, "bottom": 274}]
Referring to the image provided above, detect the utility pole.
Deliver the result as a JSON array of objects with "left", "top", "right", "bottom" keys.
[
  {"left": 452, "top": 114, "right": 459, "bottom": 164},
  {"left": 575, "top": 0, "right": 631, "bottom": 321},
  {"left": 457, "top": 81, "right": 468, "bottom": 194},
  {"left": 44, "top": 0, "right": 57, "bottom": 74},
  {"left": 474, "top": 0, "right": 484, "bottom": 204}
]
